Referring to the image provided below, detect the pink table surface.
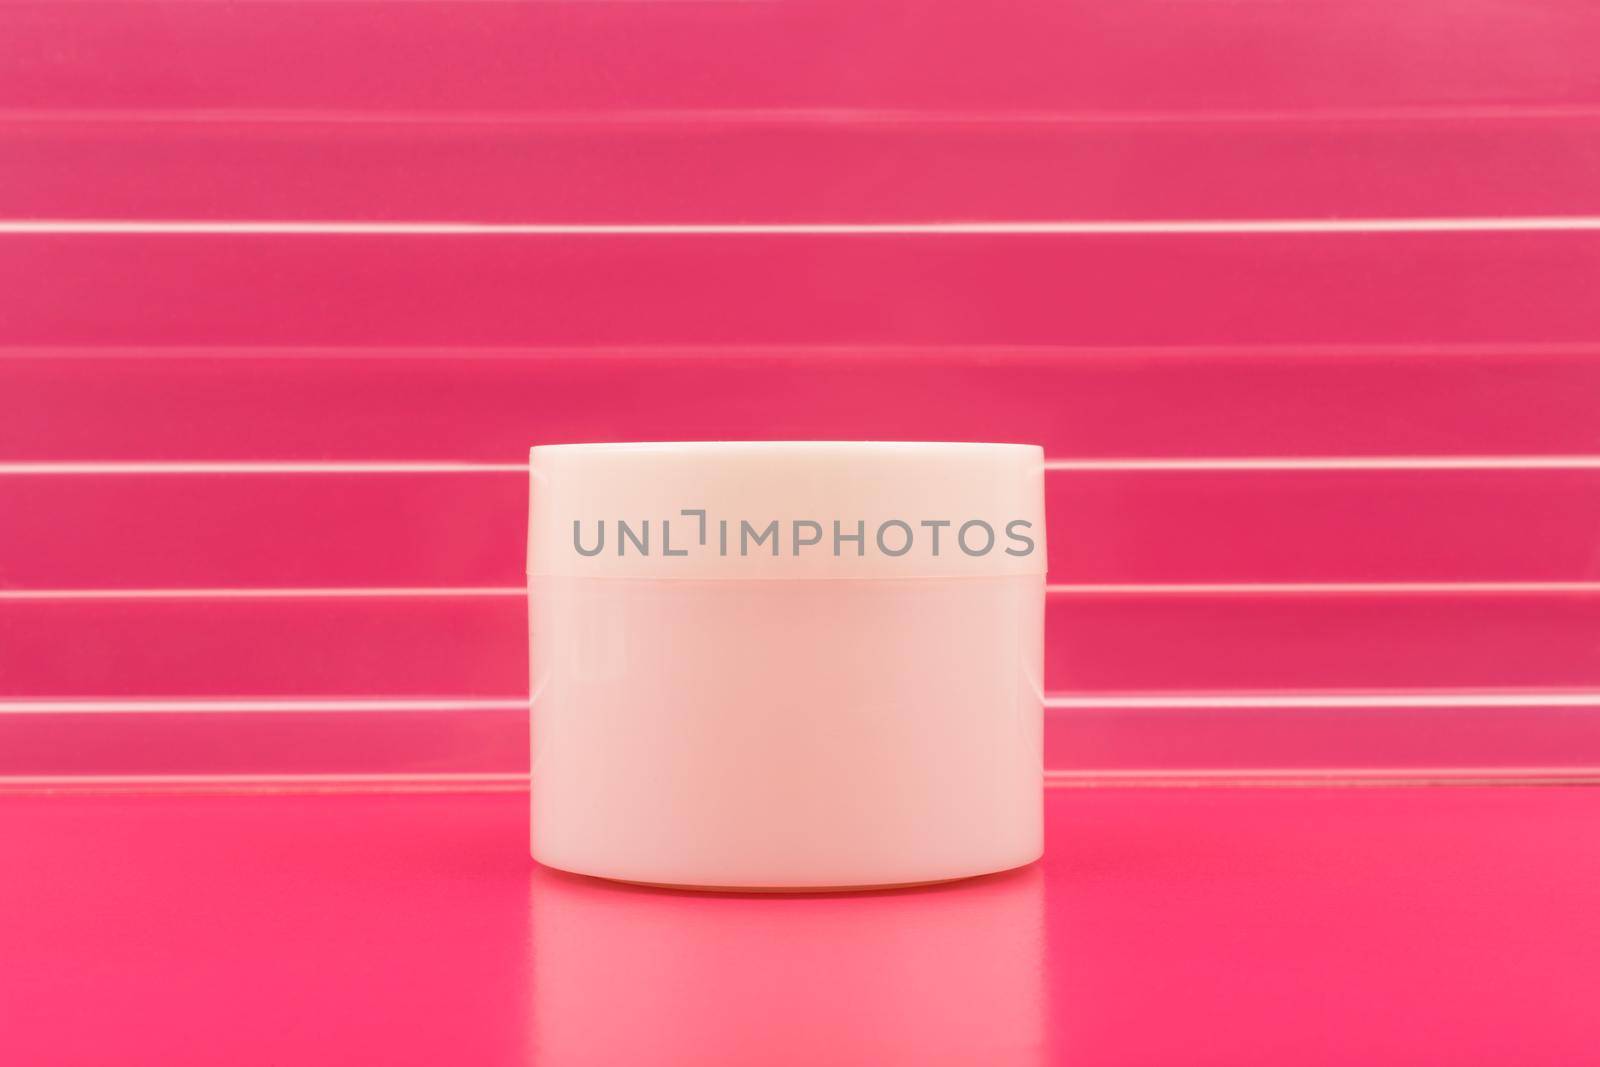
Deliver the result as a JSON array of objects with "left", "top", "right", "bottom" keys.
[{"left": 3, "top": 786, "right": 1597, "bottom": 1066}]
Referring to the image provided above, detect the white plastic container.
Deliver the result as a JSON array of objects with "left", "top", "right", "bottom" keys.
[{"left": 528, "top": 442, "right": 1046, "bottom": 890}]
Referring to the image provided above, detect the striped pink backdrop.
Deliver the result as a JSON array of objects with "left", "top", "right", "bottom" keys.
[{"left": 3, "top": 0, "right": 1599, "bottom": 788}]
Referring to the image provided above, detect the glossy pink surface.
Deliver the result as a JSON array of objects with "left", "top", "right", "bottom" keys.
[{"left": 3, "top": 787, "right": 1597, "bottom": 1066}]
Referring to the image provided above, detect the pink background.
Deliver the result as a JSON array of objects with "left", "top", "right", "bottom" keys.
[{"left": 1, "top": 1, "right": 1598, "bottom": 783}]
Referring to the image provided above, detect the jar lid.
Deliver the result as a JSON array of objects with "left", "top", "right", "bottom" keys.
[{"left": 528, "top": 441, "right": 1046, "bottom": 579}]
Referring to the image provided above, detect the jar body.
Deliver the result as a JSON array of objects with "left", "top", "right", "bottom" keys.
[{"left": 530, "top": 574, "right": 1044, "bottom": 890}]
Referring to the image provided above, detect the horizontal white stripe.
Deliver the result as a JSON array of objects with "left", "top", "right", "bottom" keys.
[
  {"left": 2, "top": 581, "right": 1591, "bottom": 602},
  {"left": 0, "top": 772, "right": 531, "bottom": 794},
  {"left": 0, "top": 699, "right": 528, "bottom": 714},
  {"left": 1044, "top": 693, "right": 1600, "bottom": 709},
  {"left": 0, "top": 461, "right": 524, "bottom": 475},
  {"left": 1042, "top": 455, "right": 1600, "bottom": 471},
  {"left": 1045, "top": 581, "right": 1600, "bottom": 596},
  {"left": 1, "top": 770, "right": 1593, "bottom": 794},
  {"left": 7, "top": 216, "right": 1600, "bottom": 236},
  {"left": 4, "top": 455, "right": 1598, "bottom": 475},
  {"left": 4, "top": 693, "right": 1598, "bottom": 714},
  {"left": 7, "top": 341, "right": 1600, "bottom": 360},
  {"left": 8, "top": 104, "right": 1600, "bottom": 127},
  {"left": 1043, "top": 769, "right": 1600, "bottom": 787},
  {"left": 0, "top": 586, "right": 528, "bottom": 601}
]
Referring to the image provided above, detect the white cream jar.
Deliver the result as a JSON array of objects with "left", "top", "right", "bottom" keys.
[{"left": 528, "top": 442, "right": 1046, "bottom": 890}]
